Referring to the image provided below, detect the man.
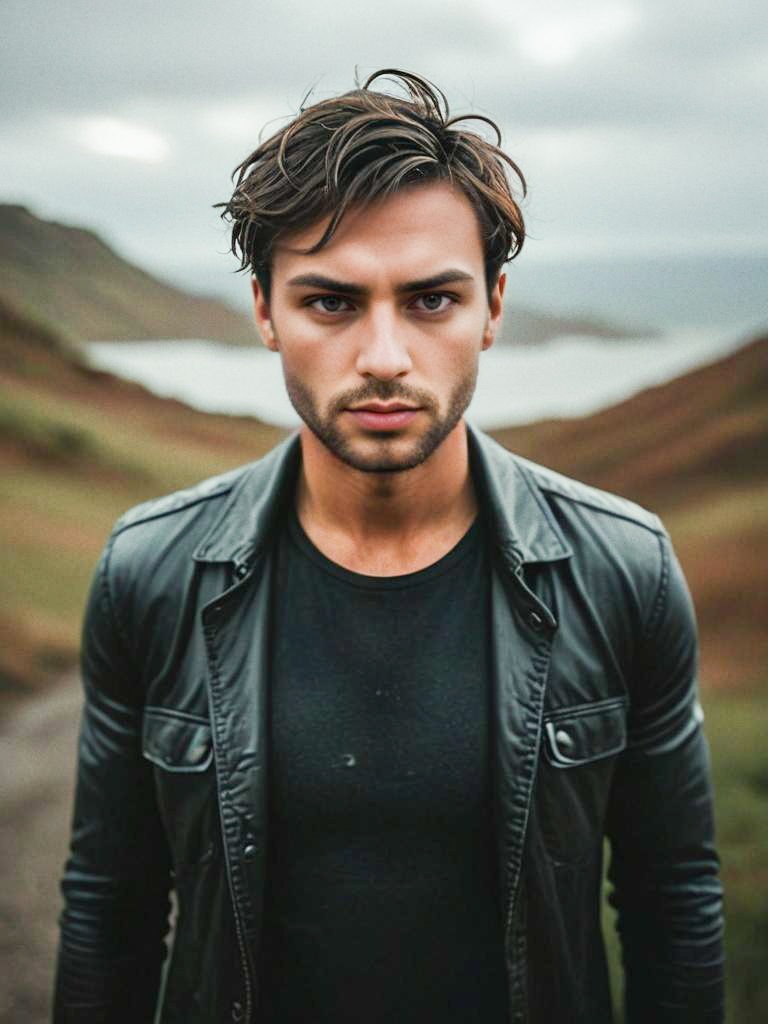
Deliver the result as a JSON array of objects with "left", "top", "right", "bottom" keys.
[{"left": 55, "top": 70, "right": 724, "bottom": 1023}]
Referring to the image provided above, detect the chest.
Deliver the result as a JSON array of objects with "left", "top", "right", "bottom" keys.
[{"left": 268, "top": 521, "right": 493, "bottom": 830}]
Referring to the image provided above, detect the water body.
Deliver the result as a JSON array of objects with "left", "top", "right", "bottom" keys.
[{"left": 87, "top": 326, "right": 755, "bottom": 430}]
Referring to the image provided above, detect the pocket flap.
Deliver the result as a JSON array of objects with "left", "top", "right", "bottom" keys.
[
  {"left": 142, "top": 710, "right": 213, "bottom": 773},
  {"left": 543, "top": 698, "right": 627, "bottom": 768}
]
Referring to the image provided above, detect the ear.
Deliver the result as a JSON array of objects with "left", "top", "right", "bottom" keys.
[
  {"left": 481, "top": 272, "right": 506, "bottom": 351},
  {"left": 251, "top": 276, "right": 279, "bottom": 352}
]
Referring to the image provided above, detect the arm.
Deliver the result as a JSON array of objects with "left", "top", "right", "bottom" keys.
[
  {"left": 605, "top": 530, "right": 725, "bottom": 1023},
  {"left": 53, "top": 535, "right": 172, "bottom": 1023}
]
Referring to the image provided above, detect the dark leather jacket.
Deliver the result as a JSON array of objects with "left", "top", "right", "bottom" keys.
[{"left": 54, "top": 426, "right": 724, "bottom": 1023}]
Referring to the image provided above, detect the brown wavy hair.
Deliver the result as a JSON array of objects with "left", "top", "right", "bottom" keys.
[{"left": 217, "top": 69, "right": 526, "bottom": 301}]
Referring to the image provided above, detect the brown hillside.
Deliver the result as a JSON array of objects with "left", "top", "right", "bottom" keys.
[
  {"left": 0, "top": 204, "right": 256, "bottom": 345},
  {"left": 0, "top": 302, "right": 285, "bottom": 700},
  {"left": 490, "top": 334, "right": 767, "bottom": 508},
  {"left": 490, "top": 335, "right": 768, "bottom": 691}
]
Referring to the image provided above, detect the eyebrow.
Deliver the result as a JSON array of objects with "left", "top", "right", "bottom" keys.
[{"left": 285, "top": 269, "right": 475, "bottom": 295}]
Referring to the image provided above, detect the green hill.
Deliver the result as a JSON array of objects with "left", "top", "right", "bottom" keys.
[{"left": 0, "top": 204, "right": 256, "bottom": 345}]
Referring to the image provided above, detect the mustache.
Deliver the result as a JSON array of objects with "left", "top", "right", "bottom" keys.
[{"left": 330, "top": 380, "right": 438, "bottom": 414}]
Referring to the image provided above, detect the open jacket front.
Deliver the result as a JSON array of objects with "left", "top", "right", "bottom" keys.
[{"left": 55, "top": 426, "right": 724, "bottom": 1024}]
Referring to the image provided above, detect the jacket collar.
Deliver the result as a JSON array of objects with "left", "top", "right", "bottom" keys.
[
  {"left": 467, "top": 424, "right": 572, "bottom": 566},
  {"left": 195, "top": 424, "right": 572, "bottom": 569}
]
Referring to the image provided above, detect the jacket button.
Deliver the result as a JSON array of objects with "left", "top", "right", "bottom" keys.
[
  {"left": 527, "top": 609, "right": 544, "bottom": 631},
  {"left": 243, "top": 843, "right": 258, "bottom": 861},
  {"left": 235, "top": 564, "right": 248, "bottom": 579},
  {"left": 555, "top": 728, "right": 574, "bottom": 750}
]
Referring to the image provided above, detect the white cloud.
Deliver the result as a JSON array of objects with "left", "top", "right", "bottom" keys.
[
  {"left": 471, "top": 0, "right": 640, "bottom": 66},
  {"left": 197, "top": 100, "right": 291, "bottom": 146},
  {"left": 71, "top": 117, "right": 170, "bottom": 162},
  {"left": 518, "top": 3, "right": 639, "bottom": 65}
]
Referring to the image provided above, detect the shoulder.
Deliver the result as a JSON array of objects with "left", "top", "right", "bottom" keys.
[
  {"left": 513, "top": 452, "right": 664, "bottom": 537},
  {"left": 470, "top": 427, "right": 673, "bottom": 632},
  {"left": 105, "top": 462, "right": 250, "bottom": 572},
  {"left": 115, "top": 463, "right": 245, "bottom": 533},
  {"left": 102, "top": 433, "right": 299, "bottom": 596},
  {"left": 92, "top": 464, "right": 250, "bottom": 640},
  {"left": 513, "top": 452, "right": 683, "bottom": 644},
  {"left": 108, "top": 432, "right": 297, "bottom": 555},
  {"left": 472, "top": 427, "right": 665, "bottom": 549}
]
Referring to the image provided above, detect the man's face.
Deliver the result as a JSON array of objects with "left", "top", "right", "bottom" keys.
[{"left": 252, "top": 182, "right": 505, "bottom": 473}]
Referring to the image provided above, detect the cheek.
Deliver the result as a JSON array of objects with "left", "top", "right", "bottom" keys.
[
  {"left": 420, "top": 328, "right": 483, "bottom": 381},
  {"left": 279, "top": 340, "right": 352, "bottom": 399},
  {"left": 428, "top": 306, "right": 488, "bottom": 356}
]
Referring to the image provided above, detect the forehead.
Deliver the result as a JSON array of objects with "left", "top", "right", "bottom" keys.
[{"left": 271, "top": 183, "right": 485, "bottom": 283}]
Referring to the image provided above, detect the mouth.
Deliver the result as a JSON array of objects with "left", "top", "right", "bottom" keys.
[
  {"left": 348, "top": 402, "right": 419, "bottom": 413},
  {"left": 345, "top": 402, "right": 422, "bottom": 431}
]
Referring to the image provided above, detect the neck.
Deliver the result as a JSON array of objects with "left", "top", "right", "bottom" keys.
[{"left": 295, "top": 421, "right": 477, "bottom": 575}]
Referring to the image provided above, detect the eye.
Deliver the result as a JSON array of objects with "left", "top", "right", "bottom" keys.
[
  {"left": 307, "top": 295, "right": 353, "bottom": 314},
  {"left": 412, "top": 293, "right": 455, "bottom": 314}
]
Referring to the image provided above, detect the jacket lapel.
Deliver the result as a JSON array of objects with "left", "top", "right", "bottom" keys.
[
  {"left": 468, "top": 426, "right": 570, "bottom": 1007},
  {"left": 195, "top": 434, "right": 301, "bottom": 1015}
]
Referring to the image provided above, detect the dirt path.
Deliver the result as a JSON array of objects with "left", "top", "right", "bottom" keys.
[{"left": 0, "top": 673, "right": 83, "bottom": 1024}]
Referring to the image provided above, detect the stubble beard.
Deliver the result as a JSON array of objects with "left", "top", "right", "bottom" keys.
[{"left": 282, "top": 366, "right": 479, "bottom": 474}]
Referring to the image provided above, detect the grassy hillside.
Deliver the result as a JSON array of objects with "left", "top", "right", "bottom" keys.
[
  {"left": 0, "top": 204, "right": 256, "bottom": 345},
  {"left": 0, "top": 300, "right": 285, "bottom": 699}
]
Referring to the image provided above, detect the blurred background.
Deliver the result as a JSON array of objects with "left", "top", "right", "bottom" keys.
[{"left": 0, "top": 1, "right": 765, "bottom": 1020}]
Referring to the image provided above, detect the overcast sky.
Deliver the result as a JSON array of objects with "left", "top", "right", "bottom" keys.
[{"left": 1, "top": 0, "right": 766, "bottom": 320}]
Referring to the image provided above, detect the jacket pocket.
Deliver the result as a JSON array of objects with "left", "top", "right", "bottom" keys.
[
  {"left": 142, "top": 708, "right": 218, "bottom": 873},
  {"left": 543, "top": 696, "right": 627, "bottom": 768},
  {"left": 537, "top": 697, "right": 627, "bottom": 865}
]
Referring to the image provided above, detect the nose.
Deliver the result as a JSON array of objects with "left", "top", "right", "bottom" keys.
[{"left": 355, "top": 305, "right": 413, "bottom": 380}]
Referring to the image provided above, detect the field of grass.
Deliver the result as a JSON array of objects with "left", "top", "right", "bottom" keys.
[{"left": 708, "top": 694, "right": 768, "bottom": 1022}]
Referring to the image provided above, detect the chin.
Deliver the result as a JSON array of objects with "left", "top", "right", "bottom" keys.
[
  {"left": 316, "top": 424, "right": 457, "bottom": 474},
  {"left": 332, "top": 445, "right": 433, "bottom": 474}
]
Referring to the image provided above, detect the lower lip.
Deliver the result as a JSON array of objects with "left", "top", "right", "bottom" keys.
[{"left": 347, "top": 409, "right": 421, "bottom": 430}]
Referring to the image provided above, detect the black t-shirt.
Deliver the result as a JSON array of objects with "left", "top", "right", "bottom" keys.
[{"left": 260, "top": 508, "right": 508, "bottom": 1023}]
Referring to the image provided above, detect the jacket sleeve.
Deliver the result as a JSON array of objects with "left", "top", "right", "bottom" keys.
[
  {"left": 605, "top": 529, "right": 725, "bottom": 1024},
  {"left": 53, "top": 533, "right": 172, "bottom": 1023}
]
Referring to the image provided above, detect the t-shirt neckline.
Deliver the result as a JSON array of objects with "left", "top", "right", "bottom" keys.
[{"left": 286, "top": 508, "right": 483, "bottom": 591}]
